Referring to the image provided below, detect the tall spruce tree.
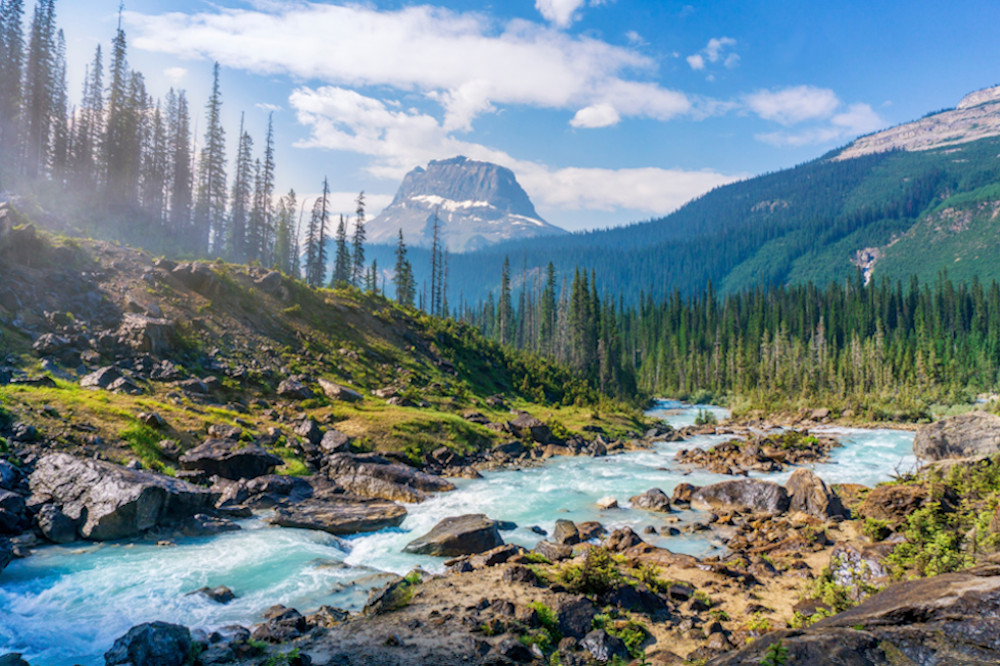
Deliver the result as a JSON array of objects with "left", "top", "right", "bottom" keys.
[
  {"left": 72, "top": 45, "right": 103, "bottom": 189},
  {"left": 498, "top": 256, "right": 513, "bottom": 345},
  {"left": 228, "top": 113, "right": 252, "bottom": 261},
  {"left": 193, "top": 62, "right": 227, "bottom": 255},
  {"left": 393, "top": 229, "right": 415, "bottom": 307},
  {"left": 0, "top": 0, "right": 25, "bottom": 180},
  {"left": 332, "top": 212, "right": 350, "bottom": 288},
  {"left": 167, "top": 88, "right": 193, "bottom": 242},
  {"left": 351, "top": 191, "right": 366, "bottom": 287},
  {"left": 22, "top": 0, "right": 56, "bottom": 178},
  {"left": 257, "top": 114, "right": 276, "bottom": 264}
]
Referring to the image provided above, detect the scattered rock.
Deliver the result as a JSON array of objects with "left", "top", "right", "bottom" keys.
[
  {"left": 630, "top": 487, "right": 672, "bottom": 512},
  {"left": 277, "top": 378, "right": 314, "bottom": 400},
  {"left": 403, "top": 514, "right": 504, "bottom": 557},
  {"left": 317, "top": 378, "right": 363, "bottom": 403},
  {"left": 507, "top": 413, "right": 553, "bottom": 444},
  {"left": 187, "top": 585, "right": 236, "bottom": 604},
  {"left": 179, "top": 439, "right": 283, "bottom": 480},
  {"left": 672, "top": 483, "right": 698, "bottom": 504},
  {"left": 581, "top": 629, "right": 629, "bottom": 663},
  {"left": 116, "top": 314, "right": 176, "bottom": 356},
  {"left": 80, "top": 366, "right": 121, "bottom": 389},
  {"left": 104, "top": 622, "right": 192, "bottom": 666},
  {"left": 786, "top": 468, "right": 848, "bottom": 519},
  {"left": 555, "top": 596, "right": 598, "bottom": 639},
  {"left": 0, "top": 490, "right": 28, "bottom": 535},
  {"left": 0, "top": 537, "right": 12, "bottom": 572},
  {"left": 319, "top": 430, "right": 351, "bottom": 454},
  {"left": 553, "top": 519, "right": 581, "bottom": 545},
  {"left": 596, "top": 496, "right": 619, "bottom": 509}
]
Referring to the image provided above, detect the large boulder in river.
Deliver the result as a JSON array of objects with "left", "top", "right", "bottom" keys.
[
  {"left": 267, "top": 497, "right": 407, "bottom": 535},
  {"left": 324, "top": 453, "right": 455, "bottom": 503},
  {"left": 629, "top": 488, "right": 672, "bottom": 513},
  {"left": 403, "top": 514, "right": 503, "bottom": 556},
  {"left": 29, "top": 453, "right": 216, "bottom": 541},
  {"left": 913, "top": 411, "right": 1000, "bottom": 461},
  {"left": 786, "top": 469, "right": 847, "bottom": 519},
  {"left": 706, "top": 562, "right": 1000, "bottom": 665},
  {"left": 692, "top": 478, "right": 789, "bottom": 515},
  {"left": 104, "top": 621, "right": 192, "bottom": 666},
  {"left": 179, "top": 439, "right": 283, "bottom": 480}
]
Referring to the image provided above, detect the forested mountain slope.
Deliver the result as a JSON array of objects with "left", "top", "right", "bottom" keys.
[{"left": 382, "top": 87, "right": 1000, "bottom": 306}]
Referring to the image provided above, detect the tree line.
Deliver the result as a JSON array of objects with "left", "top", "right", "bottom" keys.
[{"left": 464, "top": 259, "right": 1000, "bottom": 415}]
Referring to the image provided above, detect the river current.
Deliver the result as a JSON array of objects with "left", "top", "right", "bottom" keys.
[{"left": 0, "top": 400, "right": 915, "bottom": 664}]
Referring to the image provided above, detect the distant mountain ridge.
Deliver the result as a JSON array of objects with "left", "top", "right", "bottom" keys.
[
  {"left": 836, "top": 85, "right": 1000, "bottom": 160},
  {"left": 366, "top": 156, "right": 567, "bottom": 252}
]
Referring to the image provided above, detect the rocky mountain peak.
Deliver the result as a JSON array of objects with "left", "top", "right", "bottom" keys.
[
  {"left": 368, "top": 156, "right": 566, "bottom": 252},
  {"left": 835, "top": 85, "right": 1000, "bottom": 160}
]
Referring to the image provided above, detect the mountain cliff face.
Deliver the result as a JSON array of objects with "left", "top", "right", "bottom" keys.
[
  {"left": 367, "top": 156, "right": 567, "bottom": 252},
  {"left": 836, "top": 85, "right": 1000, "bottom": 160}
]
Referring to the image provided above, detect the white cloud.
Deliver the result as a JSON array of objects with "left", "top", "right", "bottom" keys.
[
  {"left": 128, "top": 3, "right": 688, "bottom": 129},
  {"left": 163, "top": 67, "right": 187, "bottom": 85},
  {"left": 535, "top": 0, "right": 586, "bottom": 27},
  {"left": 745, "top": 85, "right": 840, "bottom": 125},
  {"left": 754, "top": 100, "right": 885, "bottom": 146},
  {"left": 687, "top": 36, "right": 738, "bottom": 73},
  {"left": 255, "top": 102, "right": 282, "bottom": 113},
  {"left": 704, "top": 37, "right": 735, "bottom": 62},
  {"left": 290, "top": 85, "right": 737, "bottom": 215},
  {"left": 625, "top": 30, "right": 646, "bottom": 47},
  {"left": 570, "top": 103, "right": 620, "bottom": 128}
]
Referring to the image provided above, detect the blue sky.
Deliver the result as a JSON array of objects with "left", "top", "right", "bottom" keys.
[{"left": 54, "top": 0, "right": 1000, "bottom": 232}]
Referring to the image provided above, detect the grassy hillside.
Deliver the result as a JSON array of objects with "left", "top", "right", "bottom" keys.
[{"left": 0, "top": 219, "right": 646, "bottom": 473}]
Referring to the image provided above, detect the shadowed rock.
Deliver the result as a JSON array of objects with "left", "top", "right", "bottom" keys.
[
  {"left": 179, "top": 439, "right": 283, "bottom": 480},
  {"left": 629, "top": 487, "right": 672, "bottom": 513},
  {"left": 786, "top": 469, "right": 847, "bottom": 519},
  {"left": 104, "top": 622, "right": 192, "bottom": 666}
]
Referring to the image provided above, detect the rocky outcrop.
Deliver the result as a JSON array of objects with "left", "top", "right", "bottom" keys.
[
  {"left": 104, "top": 622, "right": 192, "bottom": 666},
  {"left": 179, "top": 439, "right": 283, "bottom": 480},
  {"left": 0, "top": 490, "right": 28, "bottom": 534},
  {"left": 913, "top": 411, "right": 1000, "bottom": 461},
  {"left": 691, "top": 478, "right": 790, "bottom": 515},
  {"left": 708, "top": 561, "right": 1000, "bottom": 665},
  {"left": 35, "top": 503, "right": 77, "bottom": 543},
  {"left": 115, "top": 314, "right": 175, "bottom": 356},
  {"left": 786, "top": 469, "right": 847, "bottom": 519},
  {"left": 629, "top": 488, "right": 672, "bottom": 513},
  {"left": 267, "top": 497, "right": 407, "bottom": 535},
  {"left": 29, "top": 453, "right": 216, "bottom": 541},
  {"left": 403, "top": 514, "right": 503, "bottom": 556},
  {"left": 507, "top": 413, "right": 553, "bottom": 444},
  {"left": 857, "top": 483, "right": 943, "bottom": 528},
  {"left": 324, "top": 453, "right": 455, "bottom": 503},
  {"left": 277, "top": 378, "right": 314, "bottom": 400}
]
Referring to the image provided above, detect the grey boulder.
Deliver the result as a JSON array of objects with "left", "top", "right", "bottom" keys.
[
  {"left": 104, "top": 622, "right": 192, "bottom": 666},
  {"left": 403, "top": 514, "right": 503, "bottom": 557},
  {"left": 30, "top": 453, "right": 216, "bottom": 541},
  {"left": 179, "top": 439, "right": 283, "bottom": 480},
  {"left": 914, "top": 411, "right": 1000, "bottom": 461},
  {"left": 691, "top": 478, "right": 789, "bottom": 515}
]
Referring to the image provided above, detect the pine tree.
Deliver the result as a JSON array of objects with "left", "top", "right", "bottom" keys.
[
  {"left": 393, "top": 229, "right": 415, "bottom": 307},
  {"left": 48, "top": 28, "right": 68, "bottom": 181},
  {"left": 103, "top": 8, "right": 135, "bottom": 206},
  {"left": 273, "top": 188, "right": 297, "bottom": 275},
  {"left": 539, "top": 261, "right": 557, "bottom": 355},
  {"left": 0, "top": 0, "right": 25, "bottom": 179},
  {"left": 257, "top": 113, "right": 276, "bottom": 264},
  {"left": 351, "top": 191, "right": 366, "bottom": 287},
  {"left": 498, "top": 256, "right": 513, "bottom": 344},
  {"left": 228, "top": 113, "right": 252, "bottom": 261},
  {"left": 72, "top": 45, "right": 103, "bottom": 189},
  {"left": 193, "top": 62, "right": 227, "bottom": 255},
  {"left": 304, "top": 178, "right": 330, "bottom": 287},
  {"left": 140, "top": 100, "right": 169, "bottom": 224},
  {"left": 332, "top": 212, "right": 350, "bottom": 288},
  {"left": 429, "top": 207, "right": 442, "bottom": 315},
  {"left": 167, "top": 88, "right": 193, "bottom": 242},
  {"left": 22, "top": 0, "right": 57, "bottom": 178}
]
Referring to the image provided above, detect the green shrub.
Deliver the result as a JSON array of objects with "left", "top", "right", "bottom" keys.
[
  {"left": 694, "top": 408, "right": 718, "bottom": 426},
  {"left": 558, "top": 547, "right": 622, "bottom": 596}
]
